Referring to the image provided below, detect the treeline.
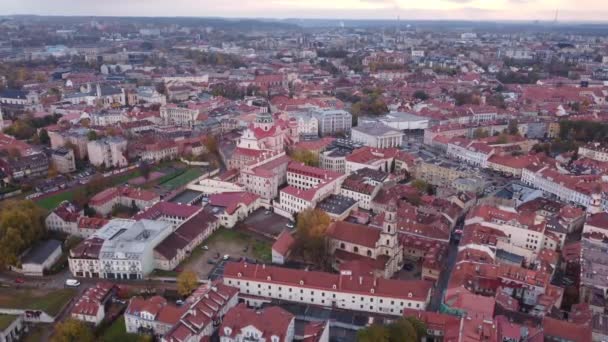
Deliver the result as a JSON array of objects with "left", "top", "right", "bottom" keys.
[
  {"left": 0, "top": 200, "right": 46, "bottom": 269},
  {"left": 497, "top": 71, "right": 540, "bottom": 84},
  {"left": 559, "top": 120, "right": 608, "bottom": 142},
  {"left": 350, "top": 87, "right": 389, "bottom": 116},
  {"left": 3, "top": 114, "right": 62, "bottom": 140},
  {"left": 210, "top": 83, "right": 260, "bottom": 100},
  {"left": 184, "top": 51, "right": 245, "bottom": 68},
  {"left": 316, "top": 48, "right": 348, "bottom": 59}
]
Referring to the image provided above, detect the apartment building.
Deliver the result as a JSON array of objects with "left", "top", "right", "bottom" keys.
[
  {"left": 579, "top": 142, "right": 608, "bottom": 162},
  {"left": 160, "top": 104, "right": 200, "bottom": 127},
  {"left": 87, "top": 136, "right": 128, "bottom": 168},
  {"left": 312, "top": 109, "right": 352, "bottom": 136},
  {"left": 89, "top": 186, "right": 160, "bottom": 216},
  {"left": 50, "top": 147, "right": 76, "bottom": 173},
  {"left": 219, "top": 305, "right": 295, "bottom": 342}
]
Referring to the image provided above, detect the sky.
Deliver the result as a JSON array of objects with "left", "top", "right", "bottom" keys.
[{"left": 1, "top": 0, "right": 607, "bottom": 22}]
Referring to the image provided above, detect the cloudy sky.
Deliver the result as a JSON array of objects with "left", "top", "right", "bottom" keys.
[{"left": 1, "top": 0, "right": 606, "bottom": 22}]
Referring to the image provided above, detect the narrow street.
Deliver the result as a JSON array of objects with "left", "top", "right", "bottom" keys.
[{"left": 428, "top": 238, "right": 459, "bottom": 311}]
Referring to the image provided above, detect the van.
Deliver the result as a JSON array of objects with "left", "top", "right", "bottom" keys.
[{"left": 65, "top": 279, "right": 80, "bottom": 287}]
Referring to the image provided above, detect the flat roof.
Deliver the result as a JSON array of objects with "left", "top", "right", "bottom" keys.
[
  {"left": 169, "top": 189, "right": 204, "bottom": 204},
  {"left": 317, "top": 195, "right": 357, "bottom": 215},
  {"left": 21, "top": 239, "right": 62, "bottom": 265}
]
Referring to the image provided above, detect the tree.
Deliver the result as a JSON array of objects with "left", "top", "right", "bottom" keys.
[
  {"left": 356, "top": 317, "right": 426, "bottom": 342},
  {"left": 0, "top": 200, "right": 46, "bottom": 269},
  {"left": 295, "top": 209, "right": 331, "bottom": 268},
  {"left": 87, "top": 130, "right": 98, "bottom": 141},
  {"left": 413, "top": 90, "right": 429, "bottom": 101},
  {"left": 51, "top": 319, "right": 94, "bottom": 342},
  {"left": 290, "top": 149, "right": 319, "bottom": 167},
  {"left": 177, "top": 270, "right": 199, "bottom": 297},
  {"left": 357, "top": 324, "right": 389, "bottom": 342},
  {"left": 203, "top": 136, "right": 218, "bottom": 155},
  {"left": 507, "top": 120, "right": 519, "bottom": 135},
  {"left": 473, "top": 128, "right": 490, "bottom": 139},
  {"left": 138, "top": 162, "right": 152, "bottom": 181},
  {"left": 411, "top": 179, "right": 433, "bottom": 195},
  {"left": 39, "top": 128, "right": 50, "bottom": 145}
]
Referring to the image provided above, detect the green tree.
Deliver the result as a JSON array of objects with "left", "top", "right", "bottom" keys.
[
  {"left": 51, "top": 319, "right": 94, "bottom": 342},
  {"left": 0, "top": 200, "right": 46, "bottom": 269},
  {"left": 138, "top": 162, "right": 151, "bottom": 181},
  {"left": 507, "top": 120, "right": 519, "bottom": 135},
  {"left": 177, "top": 270, "right": 199, "bottom": 297},
  {"left": 290, "top": 149, "right": 319, "bottom": 167},
  {"left": 357, "top": 324, "right": 389, "bottom": 342},
  {"left": 87, "top": 130, "right": 98, "bottom": 141},
  {"left": 39, "top": 128, "right": 50, "bottom": 145},
  {"left": 413, "top": 90, "right": 429, "bottom": 101},
  {"left": 411, "top": 179, "right": 433, "bottom": 195},
  {"left": 473, "top": 128, "right": 490, "bottom": 139},
  {"left": 356, "top": 317, "right": 426, "bottom": 342},
  {"left": 295, "top": 209, "right": 331, "bottom": 268}
]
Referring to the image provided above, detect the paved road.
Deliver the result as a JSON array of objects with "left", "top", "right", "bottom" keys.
[{"left": 428, "top": 232, "right": 460, "bottom": 311}]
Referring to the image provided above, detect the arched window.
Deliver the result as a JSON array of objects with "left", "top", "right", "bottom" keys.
[
  {"left": 340, "top": 243, "right": 345, "bottom": 249},
  {"left": 367, "top": 250, "right": 372, "bottom": 257},
  {"left": 354, "top": 246, "right": 359, "bottom": 253}
]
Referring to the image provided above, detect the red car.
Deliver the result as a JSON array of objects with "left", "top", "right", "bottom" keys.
[{"left": 14, "top": 278, "right": 25, "bottom": 284}]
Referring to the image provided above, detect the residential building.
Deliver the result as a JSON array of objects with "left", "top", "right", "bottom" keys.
[
  {"left": 0, "top": 152, "right": 49, "bottom": 180},
  {"left": 207, "top": 192, "right": 261, "bottom": 228},
  {"left": 272, "top": 230, "right": 295, "bottom": 265},
  {"left": 312, "top": 109, "right": 352, "bottom": 137},
  {"left": 125, "top": 296, "right": 187, "bottom": 336},
  {"left": 579, "top": 142, "right": 608, "bottom": 162},
  {"left": 87, "top": 136, "right": 128, "bottom": 168},
  {"left": 71, "top": 282, "right": 115, "bottom": 326},
  {"left": 162, "top": 283, "right": 239, "bottom": 342},
  {"left": 160, "top": 104, "right": 199, "bottom": 127},
  {"left": 89, "top": 186, "right": 159, "bottom": 216},
  {"left": 50, "top": 147, "right": 76, "bottom": 174},
  {"left": 15, "top": 239, "right": 62, "bottom": 276},
  {"left": 219, "top": 304, "right": 295, "bottom": 342}
]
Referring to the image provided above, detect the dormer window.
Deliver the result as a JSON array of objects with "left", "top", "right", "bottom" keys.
[
  {"left": 224, "top": 327, "right": 232, "bottom": 336},
  {"left": 300, "top": 280, "right": 304, "bottom": 285},
  {"left": 237, "top": 272, "right": 242, "bottom": 278}
]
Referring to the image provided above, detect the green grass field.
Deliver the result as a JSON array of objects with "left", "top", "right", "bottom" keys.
[
  {"left": 0, "top": 314, "right": 18, "bottom": 330},
  {"left": 0, "top": 288, "right": 76, "bottom": 316},
  {"left": 35, "top": 191, "right": 75, "bottom": 211},
  {"left": 159, "top": 168, "right": 203, "bottom": 190},
  {"left": 34, "top": 169, "right": 142, "bottom": 211},
  {"left": 100, "top": 315, "right": 143, "bottom": 342}
]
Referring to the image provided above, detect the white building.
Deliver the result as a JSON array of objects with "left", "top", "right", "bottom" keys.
[
  {"left": 446, "top": 138, "right": 494, "bottom": 168},
  {"left": 87, "top": 137, "right": 128, "bottom": 169},
  {"left": 223, "top": 262, "right": 433, "bottom": 316},
  {"left": 160, "top": 105, "right": 200, "bottom": 127},
  {"left": 68, "top": 219, "right": 172, "bottom": 280},
  {"left": 219, "top": 305, "right": 295, "bottom": 342},
  {"left": 291, "top": 112, "right": 319, "bottom": 136},
  {"left": 136, "top": 86, "right": 167, "bottom": 105},
  {"left": 276, "top": 162, "right": 345, "bottom": 218},
  {"left": 578, "top": 142, "right": 608, "bottom": 162},
  {"left": 351, "top": 123, "right": 404, "bottom": 149}
]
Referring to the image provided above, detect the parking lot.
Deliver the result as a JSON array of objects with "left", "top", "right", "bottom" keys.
[
  {"left": 242, "top": 208, "right": 292, "bottom": 238},
  {"left": 180, "top": 228, "right": 272, "bottom": 279}
]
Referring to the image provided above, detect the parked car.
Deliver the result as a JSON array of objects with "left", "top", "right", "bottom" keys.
[
  {"left": 65, "top": 279, "right": 80, "bottom": 287},
  {"left": 286, "top": 222, "right": 295, "bottom": 229},
  {"left": 207, "top": 259, "right": 216, "bottom": 265},
  {"left": 14, "top": 278, "right": 25, "bottom": 284},
  {"left": 223, "top": 254, "right": 230, "bottom": 261},
  {"left": 201, "top": 245, "right": 209, "bottom": 250}
]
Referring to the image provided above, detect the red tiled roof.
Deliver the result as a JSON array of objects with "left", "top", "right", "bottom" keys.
[
  {"left": 272, "top": 230, "right": 295, "bottom": 256},
  {"left": 208, "top": 192, "right": 259, "bottom": 215},
  {"left": 220, "top": 304, "right": 293, "bottom": 340},
  {"left": 327, "top": 221, "right": 380, "bottom": 248},
  {"left": 543, "top": 316, "right": 592, "bottom": 342},
  {"left": 223, "top": 262, "right": 433, "bottom": 302}
]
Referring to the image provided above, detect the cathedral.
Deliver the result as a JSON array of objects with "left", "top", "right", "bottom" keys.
[
  {"left": 327, "top": 201, "right": 404, "bottom": 279},
  {"left": 229, "top": 112, "right": 298, "bottom": 170}
]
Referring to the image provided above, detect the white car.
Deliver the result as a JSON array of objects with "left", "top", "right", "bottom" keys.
[
  {"left": 223, "top": 254, "right": 230, "bottom": 261},
  {"left": 65, "top": 279, "right": 80, "bottom": 287}
]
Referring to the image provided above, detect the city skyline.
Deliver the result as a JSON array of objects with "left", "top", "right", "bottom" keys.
[{"left": 1, "top": 0, "right": 608, "bottom": 22}]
